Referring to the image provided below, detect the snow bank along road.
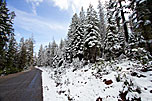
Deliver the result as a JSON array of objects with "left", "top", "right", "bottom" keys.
[{"left": 0, "top": 68, "right": 43, "bottom": 101}]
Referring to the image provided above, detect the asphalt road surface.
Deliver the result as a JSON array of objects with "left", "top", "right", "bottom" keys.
[{"left": 0, "top": 68, "right": 43, "bottom": 101}]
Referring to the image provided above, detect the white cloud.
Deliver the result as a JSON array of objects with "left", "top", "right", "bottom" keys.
[
  {"left": 51, "top": 0, "right": 69, "bottom": 10},
  {"left": 26, "top": 0, "right": 107, "bottom": 15},
  {"left": 26, "top": 0, "right": 44, "bottom": 15},
  {"left": 50, "top": 0, "right": 107, "bottom": 13}
]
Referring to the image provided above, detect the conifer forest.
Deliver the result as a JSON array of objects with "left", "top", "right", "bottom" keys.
[{"left": 0, "top": 0, "right": 152, "bottom": 101}]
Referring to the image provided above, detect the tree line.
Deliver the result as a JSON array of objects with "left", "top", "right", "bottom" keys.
[
  {"left": 37, "top": 0, "right": 152, "bottom": 67},
  {"left": 0, "top": 0, "right": 34, "bottom": 75},
  {"left": 1, "top": 0, "right": 151, "bottom": 73}
]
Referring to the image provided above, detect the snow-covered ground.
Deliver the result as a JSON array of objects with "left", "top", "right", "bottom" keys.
[{"left": 38, "top": 59, "right": 152, "bottom": 101}]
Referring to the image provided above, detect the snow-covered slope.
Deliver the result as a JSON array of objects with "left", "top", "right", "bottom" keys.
[{"left": 38, "top": 59, "right": 152, "bottom": 101}]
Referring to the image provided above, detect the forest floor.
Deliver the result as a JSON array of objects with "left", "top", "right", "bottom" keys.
[
  {"left": 38, "top": 59, "right": 152, "bottom": 101},
  {"left": 0, "top": 68, "right": 43, "bottom": 101}
]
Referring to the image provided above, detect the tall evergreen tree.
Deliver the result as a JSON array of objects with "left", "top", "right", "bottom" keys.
[
  {"left": 50, "top": 40, "right": 58, "bottom": 68},
  {"left": 66, "top": 13, "right": 79, "bottom": 62},
  {"left": 59, "top": 39, "right": 64, "bottom": 49},
  {"left": 44, "top": 43, "right": 52, "bottom": 66},
  {"left": 0, "top": 0, "right": 15, "bottom": 51},
  {"left": 58, "top": 39, "right": 65, "bottom": 60},
  {"left": 18, "top": 38, "right": 27, "bottom": 70},
  {"left": 118, "top": 0, "right": 129, "bottom": 42},
  {"left": 0, "top": 0, "right": 15, "bottom": 74},
  {"left": 106, "top": 0, "right": 129, "bottom": 42},
  {"left": 98, "top": 0, "right": 106, "bottom": 43},
  {"left": 79, "top": 7, "right": 85, "bottom": 24},
  {"left": 77, "top": 7, "right": 86, "bottom": 60},
  {"left": 6, "top": 35, "right": 18, "bottom": 74},
  {"left": 104, "top": 0, "right": 125, "bottom": 60},
  {"left": 42, "top": 45, "right": 47, "bottom": 66},
  {"left": 67, "top": 12, "right": 85, "bottom": 61},
  {"left": 129, "top": 0, "right": 152, "bottom": 54},
  {"left": 37, "top": 44, "right": 43, "bottom": 66},
  {"left": 51, "top": 40, "right": 58, "bottom": 59},
  {"left": 84, "top": 4, "right": 101, "bottom": 63},
  {"left": 25, "top": 37, "right": 34, "bottom": 67}
]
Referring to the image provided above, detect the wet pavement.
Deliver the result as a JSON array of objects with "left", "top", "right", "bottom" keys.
[{"left": 0, "top": 68, "right": 43, "bottom": 101}]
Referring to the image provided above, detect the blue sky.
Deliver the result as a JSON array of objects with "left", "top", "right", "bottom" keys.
[{"left": 7, "top": 0, "right": 104, "bottom": 53}]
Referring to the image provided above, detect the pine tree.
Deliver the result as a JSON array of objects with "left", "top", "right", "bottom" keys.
[
  {"left": 37, "top": 44, "right": 43, "bottom": 67},
  {"left": 42, "top": 45, "right": 47, "bottom": 66},
  {"left": 67, "top": 12, "right": 85, "bottom": 61},
  {"left": 66, "top": 13, "right": 79, "bottom": 62},
  {"left": 0, "top": 43, "right": 6, "bottom": 74},
  {"left": 51, "top": 40, "right": 58, "bottom": 58},
  {"left": 18, "top": 38, "right": 27, "bottom": 70},
  {"left": 0, "top": 0, "right": 15, "bottom": 51},
  {"left": 44, "top": 43, "right": 52, "bottom": 66},
  {"left": 6, "top": 35, "right": 18, "bottom": 74},
  {"left": 84, "top": 4, "right": 101, "bottom": 63},
  {"left": 97, "top": 0, "right": 106, "bottom": 43},
  {"left": 72, "top": 13, "right": 84, "bottom": 60},
  {"left": 104, "top": 0, "right": 125, "bottom": 60},
  {"left": 129, "top": 0, "right": 152, "bottom": 54},
  {"left": 77, "top": 7, "right": 85, "bottom": 60},
  {"left": 106, "top": 0, "right": 129, "bottom": 42},
  {"left": 0, "top": 0, "right": 15, "bottom": 74},
  {"left": 25, "top": 37, "right": 34, "bottom": 67},
  {"left": 79, "top": 7, "right": 85, "bottom": 24},
  {"left": 97, "top": 0, "right": 107, "bottom": 57},
  {"left": 58, "top": 39, "right": 65, "bottom": 59},
  {"left": 51, "top": 40, "right": 58, "bottom": 67},
  {"left": 59, "top": 39, "right": 64, "bottom": 49},
  {"left": 118, "top": 0, "right": 129, "bottom": 42},
  {"left": 57, "top": 39, "right": 66, "bottom": 67}
]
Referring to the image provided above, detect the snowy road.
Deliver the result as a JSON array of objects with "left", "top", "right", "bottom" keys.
[{"left": 0, "top": 68, "right": 43, "bottom": 101}]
